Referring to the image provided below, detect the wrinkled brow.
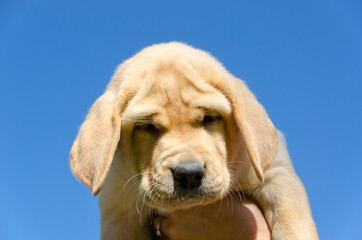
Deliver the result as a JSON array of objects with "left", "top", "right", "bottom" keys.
[
  {"left": 122, "top": 105, "right": 159, "bottom": 122},
  {"left": 190, "top": 93, "right": 231, "bottom": 116}
]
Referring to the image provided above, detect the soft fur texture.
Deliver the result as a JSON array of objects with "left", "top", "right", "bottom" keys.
[{"left": 70, "top": 42, "right": 318, "bottom": 239}]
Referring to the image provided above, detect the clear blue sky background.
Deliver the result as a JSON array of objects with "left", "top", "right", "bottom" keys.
[{"left": 1, "top": 0, "right": 361, "bottom": 239}]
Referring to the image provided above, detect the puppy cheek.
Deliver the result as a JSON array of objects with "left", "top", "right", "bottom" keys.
[
  {"left": 133, "top": 131, "right": 156, "bottom": 169},
  {"left": 209, "top": 130, "right": 231, "bottom": 195}
]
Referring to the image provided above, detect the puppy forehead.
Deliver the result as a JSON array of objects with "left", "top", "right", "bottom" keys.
[{"left": 124, "top": 70, "right": 231, "bottom": 122}]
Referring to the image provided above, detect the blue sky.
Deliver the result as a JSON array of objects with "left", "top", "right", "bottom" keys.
[{"left": 1, "top": 0, "right": 361, "bottom": 239}]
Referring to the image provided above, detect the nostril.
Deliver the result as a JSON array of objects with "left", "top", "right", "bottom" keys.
[
  {"left": 172, "top": 168, "right": 184, "bottom": 181},
  {"left": 195, "top": 171, "right": 204, "bottom": 181},
  {"left": 172, "top": 161, "right": 205, "bottom": 191}
]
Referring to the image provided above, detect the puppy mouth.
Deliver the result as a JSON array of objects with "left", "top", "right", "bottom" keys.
[{"left": 143, "top": 184, "right": 224, "bottom": 210}]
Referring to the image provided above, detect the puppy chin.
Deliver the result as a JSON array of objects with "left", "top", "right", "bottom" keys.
[
  {"left": 150, "top": 197, "right": 215, "bottom": 212},
  {"left": 146, "top": 188, "right": 228, "bottom": 212}
]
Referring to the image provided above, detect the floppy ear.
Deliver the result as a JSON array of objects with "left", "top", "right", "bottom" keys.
[
  {"left": 70, "top": 91, "right": 121, "bottom": 196},
  {"left": 228, "top": 77, "right": 277, "bottom": 181}
]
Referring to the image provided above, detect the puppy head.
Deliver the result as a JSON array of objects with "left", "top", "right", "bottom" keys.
[{"left": 70, "top": 42, "right": 277, "bottom": 210}]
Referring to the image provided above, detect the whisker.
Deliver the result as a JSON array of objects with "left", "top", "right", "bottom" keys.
[
  {"left": 216, "top": 197, "right": 223, "bottom": 215},
  {"left": 123, "top": 172, "right": 153, "bottom": 190}
]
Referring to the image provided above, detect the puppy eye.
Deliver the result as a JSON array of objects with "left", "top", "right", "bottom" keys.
[
  {"left": 202, "top": 114, "right": 221, "bottom": 126},
  {"left": 135, "top": 122, "right": 159, "bottom": 133}
]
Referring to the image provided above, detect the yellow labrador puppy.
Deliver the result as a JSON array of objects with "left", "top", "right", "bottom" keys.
[{"left": 70, "top": 42, "right": 318, "bottom": 239}]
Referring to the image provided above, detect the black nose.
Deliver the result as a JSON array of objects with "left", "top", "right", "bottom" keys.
[{"left": 172, "top": 161, "right": 205, "bottom": 192}]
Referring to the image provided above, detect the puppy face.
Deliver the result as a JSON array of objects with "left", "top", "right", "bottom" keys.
[
  {"left": 70, "top": 42, "right": 277, "bottom": 212},
  {"left": 121, "top": 67, "right": 236, "bottom": 210}
]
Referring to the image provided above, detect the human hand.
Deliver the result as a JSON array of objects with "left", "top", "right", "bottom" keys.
[{"left": 153, "top": 197, "right": 271, "bottom": 240}]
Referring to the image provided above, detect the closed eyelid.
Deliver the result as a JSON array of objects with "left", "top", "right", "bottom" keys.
[
  {"left": 133, "top": 119, "right": 154, "bottom": 126},
  {"left": 203, "top": 109, "right": 221, "bottom": 116}
]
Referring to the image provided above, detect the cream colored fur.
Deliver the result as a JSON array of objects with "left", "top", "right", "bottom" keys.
[{"left": 70, "top": 42, "right": 318, "bottom": 239}]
